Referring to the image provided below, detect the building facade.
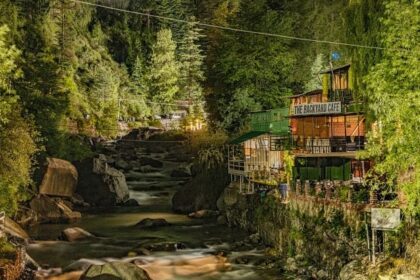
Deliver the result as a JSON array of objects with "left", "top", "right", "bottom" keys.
[{"left": 228, "top": 64, "right": 372, "bottom": 202}]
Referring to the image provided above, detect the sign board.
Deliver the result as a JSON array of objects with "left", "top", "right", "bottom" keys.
[
  {"left": 293, "top": 102, "right": 341, "bottom": 116},
  {"left": 371, "top": 208, "right": 401, "bottom": 230}
]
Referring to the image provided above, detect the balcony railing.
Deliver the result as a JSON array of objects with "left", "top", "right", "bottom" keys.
[
  {"left": 293, "top": 137, "right": 365, "bottom": 154},
  {"left": 328, "top": 89, "right": 353, "bottom": 104}
]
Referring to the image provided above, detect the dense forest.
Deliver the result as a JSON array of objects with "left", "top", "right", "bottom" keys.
[{"left": 0, "top": 0, "right": 418, "bottom": 216}]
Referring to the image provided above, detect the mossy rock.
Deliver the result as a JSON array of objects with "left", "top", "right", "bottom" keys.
[{"left": 81, "top": 262, "right": 151, "bottom": 280}]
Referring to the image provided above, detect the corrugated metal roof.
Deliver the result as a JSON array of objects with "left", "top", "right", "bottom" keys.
[
  {"left": 319, "top": 64, "right": 351, "bottom": 74},
  {"left": 229, "top": 131, "right": 266, "bottom": 145}
]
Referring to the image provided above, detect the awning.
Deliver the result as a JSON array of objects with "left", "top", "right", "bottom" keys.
[{"left": 229, "top": 131, "right": 266, "bottom": 145}]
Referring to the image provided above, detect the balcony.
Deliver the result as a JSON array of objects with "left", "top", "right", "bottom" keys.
[
  {"left": 292, "top": 137, "right": 365, "bottom": 155},
  {"left": 328, "top": 89, "right": 353, "bottom": 104}
]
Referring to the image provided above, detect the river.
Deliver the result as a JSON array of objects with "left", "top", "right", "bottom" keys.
[{"left": 25, "top": 140, "right": 288, "bottom": 279}]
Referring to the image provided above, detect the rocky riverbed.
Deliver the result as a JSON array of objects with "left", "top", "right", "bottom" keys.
[{"left": 24, "top": 137, "right": 291, "bottom": 280}]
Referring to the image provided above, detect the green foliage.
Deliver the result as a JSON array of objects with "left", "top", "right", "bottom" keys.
[
  {"left": 0, "top": 25, "right": 21, "bottom": 125},
  {"left": 304, "top": 54, "right": 325, "bottom": 92},
  {"left": 362, "top": 0, "right": 420, "bottom": 215},
  {"left": 0, "top": 24, "right": 37, "bottom": 215},
  {"left": 204, "top": 0, "right": 297, "bottom": 131},
  {"left": 0, "top": 238, "right": 16, "bottom": 260},
  {"left": 149, "top": 29, "right": 179, "bottom": 113},
  {"left": 178, "top": 17, "right": 205, "bottom": 105},
  {"left": 189, "top": 130, "right": 228, "bottom": 169},
  {"left": 0, "top": 109, "right": 38, "bottom": 214}
]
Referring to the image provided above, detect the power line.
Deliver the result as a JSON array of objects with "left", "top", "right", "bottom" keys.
[{"left": 70, "top": 0, "right": 392, "bottom": 51}]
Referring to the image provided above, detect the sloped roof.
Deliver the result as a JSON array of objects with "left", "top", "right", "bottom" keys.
[{"left": 229, "top": 131, "right": 266, "bottom": 145}]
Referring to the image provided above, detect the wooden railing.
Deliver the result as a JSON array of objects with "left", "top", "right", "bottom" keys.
[{"left": 293, "top": 137, "right": 365, "bottom": 154}]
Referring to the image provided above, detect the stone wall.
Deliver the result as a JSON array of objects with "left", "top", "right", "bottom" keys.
[{"left": 222, "top": 183, "right": 369, "bottom": 277}]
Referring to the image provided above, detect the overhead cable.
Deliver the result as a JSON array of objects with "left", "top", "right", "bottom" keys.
[{"left": 70, "top": 0, "right": 394, "bottom": 51}]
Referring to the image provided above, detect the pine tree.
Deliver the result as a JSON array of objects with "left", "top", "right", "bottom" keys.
[
  {"left": 149, "top": 28, "right": 179, "bottom": 113},
  {"left": 156, "top": 0, "right": 191, "bottom": 43},
  {"left": 178, "top": 17, "right": 205, "bottom": 107},
  {"left": 304, "top": 54, "right": 325, "bottom": 92},
  {"left": 132, "top": 55, "right": 148, "bottom": 95}
]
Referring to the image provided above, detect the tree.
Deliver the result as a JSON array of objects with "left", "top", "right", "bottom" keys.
[
  {"left": 149, "top": 29, "right": 179, "bottom": 113},
  {"left": 178, "top": 17, "right": 205, "bottom": 107},
  {"left": 207, "top": 0, "right": 296, "bottom": 131},
  {"left": 0, "top": 24, "right": 37, "bottom": 214},
  {"left": 0, "top": 25, "right": 21, "bottom": 124},
  {"left": 363, "top": 0, "right": 420, "bottom": 215},
  {"left": 304, "top": 54, "right": 325, "bottom": 92},
  {"left": 132, "top": 55, "right": 148, "bottom": 95}
]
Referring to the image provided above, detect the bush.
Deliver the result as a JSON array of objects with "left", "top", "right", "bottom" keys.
[
  {"left": 0, "top": 109, "right": 38, "bottom": 215},
  {"left": 0, "top": 238, "right": 16, "bottom": 260},
  {"left": 188, "top": 130, "right": 228, "bottom": 169}
]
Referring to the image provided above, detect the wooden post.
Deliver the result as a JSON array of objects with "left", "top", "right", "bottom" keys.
[
  {"left": 372, "top": 228, "right": 376, "bottom": 265},
  {"left": 365, "top": 213, "right": 371, "bottom": 261}
]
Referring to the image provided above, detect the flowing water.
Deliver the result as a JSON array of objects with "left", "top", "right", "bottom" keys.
[{"left": 26, "top": 141, "right": 286, "bottom": 279}]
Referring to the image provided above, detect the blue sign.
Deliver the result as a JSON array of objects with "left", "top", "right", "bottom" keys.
[{"left": 331, "top": 52, "right": 341, "bottom": 61}]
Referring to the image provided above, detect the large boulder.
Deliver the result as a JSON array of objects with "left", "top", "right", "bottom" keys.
[
  {"left": 39, "top": 158, "right": 78, "bottom": 197},
  {"left": 29, "top": 196, "right": 81, "bottom": 224},
  {"left": 81, "top": 262, "right": 151, "bottom": 280},
  {"left": 172, "top": 165, "right": 229, "bottom": 214},
  {"left": 75, "top": 155, "right": 130, "bottom": 207}
]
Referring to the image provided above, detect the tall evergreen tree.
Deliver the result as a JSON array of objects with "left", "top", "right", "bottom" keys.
[
  {"left": 149, "top": 28, "right": 179, "bottom": 113},
  {"left": 178, "top": 17, "right": 205, "bottom": 106},
  {"left": 132, "top": 55, "right": 148, "bottom": 95}
]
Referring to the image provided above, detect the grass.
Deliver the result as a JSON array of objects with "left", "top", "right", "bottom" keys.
[{"left": 0, "top": 238, "right": 17, "bottom": 261}]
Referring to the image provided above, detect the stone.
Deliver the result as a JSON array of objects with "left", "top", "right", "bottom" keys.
[
  {"left": 285, "top": 257, "right": 298, "bottom": 272},
  {"left": 115, "top": 159, "right": 130, "bottom": 171},
  {"left": 123, "top": 199, "right": 139, "bottom": 207},
  {"left": 172, "top": 165, "right": 229, "bottom": 214},
  {"left": 75, "top": 155, "right": 130, "bottom": 207},
  {"left": 339, "top": 260, "right": 369, "bottom": 280},
  {"left": 217, "top": 215, "right": 227, "bottom": 225},
  {"left": 4, "top": 217, "right": 29, "bottom": 241},
  {"left": 30, "top": 196, "right": 81, "bottom": 224},
  {"left": 223, "top": 186, "right": 239, "bottom": 207},
  {"left": 247, "top": 233, "right": 261, "bottom": 244},
  {"left": 141, "top": 242, "right": 187, "bottom": 252},
  {"left": 139, "top": 157, "right": 163, "bottom": 168},
  {"left": 135, "top": 218, "right": 171, "bottom": 229},
  {"left": 216, "top": 195, "right": 225, "bottom": 211},
  {"left": 64, "top": 259, "right": 106, "bottom": 273},
  {"left": 81, "top": 262, "right": 151, "bottom": 280},
  {"left": 188, "top": 210, "right": 219, "bottom": 219},
  {"left": 170, "top": 167, "right": 191, "bottom": 178},
  {"left": 317, "top": 269, "right": 329, "bottom": 279},
  {"left": 39, "top": 158, "right": 78, "bottom": 197},
  {"left": 61, "top": 227, "right": 93, "bottom": 242}
]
